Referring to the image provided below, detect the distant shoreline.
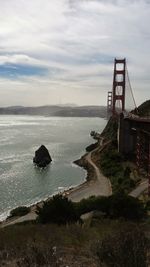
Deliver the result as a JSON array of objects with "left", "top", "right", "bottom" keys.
[{"left": 0, "top": 105, "right": 107, "bottom": 118}]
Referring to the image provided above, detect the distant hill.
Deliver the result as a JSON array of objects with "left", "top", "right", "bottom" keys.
[{"left": 0, "top": 105, "right": 107, "bottom": 118}]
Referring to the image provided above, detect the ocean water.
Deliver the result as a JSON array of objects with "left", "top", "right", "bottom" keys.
[{"left": 0, "top": 115, "right": 106, "bottom": 220}]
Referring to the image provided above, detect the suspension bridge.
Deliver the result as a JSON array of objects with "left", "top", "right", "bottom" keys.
[{"left": 107, "top": 58, "right": 150, "bottom": 195}]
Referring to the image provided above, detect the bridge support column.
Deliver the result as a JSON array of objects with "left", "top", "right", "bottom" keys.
[{"left": 107, "top": 91, "right": 112, "bottom": 114}]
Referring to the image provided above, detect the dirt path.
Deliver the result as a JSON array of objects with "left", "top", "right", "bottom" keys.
[
  {"left": 1, "top": 212, "right": 37, "bottom": 227},
  {"left": 68, "top": 147, "right": 112, "bottom": 202}
]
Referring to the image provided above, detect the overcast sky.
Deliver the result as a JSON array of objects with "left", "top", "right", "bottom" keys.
[{"left": 0, "top": 0, "right": 150, "bottom": 107}]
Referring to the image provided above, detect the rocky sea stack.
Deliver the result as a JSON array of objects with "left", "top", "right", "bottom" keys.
[{"left": 33, "top": 145, "right": 52, "bottom": 168}]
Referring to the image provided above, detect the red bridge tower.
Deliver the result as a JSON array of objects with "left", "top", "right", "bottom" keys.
[
  {"left": 107, "top": 58, "right": 126, "bottom": 115},
  {"left": 112, "top": 58, "right": 126, "bottom": 115}
]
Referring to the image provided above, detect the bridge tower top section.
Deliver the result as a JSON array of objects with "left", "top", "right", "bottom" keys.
[{"left": 112, "top": 58, "right": 126, "bottom": 115}]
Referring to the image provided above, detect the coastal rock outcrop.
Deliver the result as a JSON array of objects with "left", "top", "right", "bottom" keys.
[{"left": 33, "top": 145, "right": 52, "bottom": 168}]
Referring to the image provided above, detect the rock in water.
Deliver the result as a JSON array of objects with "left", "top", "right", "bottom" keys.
[{"left": 33, "top": 145, "right": 52, "bottom": 168}]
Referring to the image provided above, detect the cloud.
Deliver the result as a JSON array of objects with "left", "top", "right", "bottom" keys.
[{"left": 0, "top": 0, "right": 149, "bottom": 106}]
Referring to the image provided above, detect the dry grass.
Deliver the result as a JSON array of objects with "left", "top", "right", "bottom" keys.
[{"left": 0, "top": 219, "right": 149, "bottom": 267}]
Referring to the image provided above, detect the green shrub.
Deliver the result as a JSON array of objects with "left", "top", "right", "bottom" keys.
[
  {"left": 9, "top": 206, "right": 30, "bottom": 218},
  {"left": 36, "top": 194, "right": 79, "bottom": 224},
  {"left": 36, "top": 193, "right": 146, "bottom": 225},
  {"left": 136, "top": 99, "right": 150, "bottom": 117},
  {"left": 124, "top": 166, "right": 131, "bottom": 178},
  {"left": 96, "top": 226, "right": 148, "bottom": 267},
  {"left": 100, "top": 149, "right": 123, "bottom": 177},
  {"left": 108, "top": 192, "right": 146, "bottom": 220},
  {"left": 76, "top": 196, "right": 109, "bottom": 217},
  {"left": 100, "top": 147, "right": 136, "bottom": 193},
  {"left": 101, "top": 116, "right": 118, "bottom": 141},
  {"left": 145, "top": 200, "right": 150, "bottom": 211},
  {"left": 76, "top": 193, "right": 146, "bottom": 221},
  {"left": 86, "top": 142, "right": 98, "bottom": 152}
]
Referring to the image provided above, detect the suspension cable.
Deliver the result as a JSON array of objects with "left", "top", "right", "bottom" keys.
[{"left": 126, "top": 65, "right": 137, "bottom": 109}]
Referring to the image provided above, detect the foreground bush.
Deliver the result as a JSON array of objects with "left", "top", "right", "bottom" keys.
[
  {"left": 96, "top": 226, "right": 148, "bottom": 267},
  {"left": 36, "top": 194, "right": 79, "bottom": 224},
  {"left": 36, "top": 192, "right": 146, "bottom": 225},
  {"left": 76, "top": 196, "right": 109, "bottom": 216},
  {"left": 108, "top": 192, "right": 146, "bottom": 220},
  {"left": 9, "top": 206, "right": 30, "bottom": 218},
  {"left": 76, "top": 193, "right": 146, "bottom": 221},
  {"left": 86, "top": 142, "right": 98, "bottom": 152},
  {"left": 0, "top": 220, "right": 148, "bottom": 266}
]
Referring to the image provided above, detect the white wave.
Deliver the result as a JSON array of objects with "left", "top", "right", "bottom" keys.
[
  {"left": 0, "top": 210, "right": 11, "bottom": 221},
  {"left": 58, "top": 186, "right": 65, "bottom": 190},
  {"left": 0, "top": 154, "right": 20, "bottom": 162}
]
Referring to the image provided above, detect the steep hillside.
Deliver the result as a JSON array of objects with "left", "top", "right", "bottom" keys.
[
  {"left": 134, "top": 100, "right": 150, "bottom": 116},
  {"left": 101, "top": 116, "right": 118, "bottom": 142}
]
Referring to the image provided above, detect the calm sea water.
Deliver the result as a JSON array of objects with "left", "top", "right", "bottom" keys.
[{"left": 0, "top": 115, "right": 106, "bottom": 220}]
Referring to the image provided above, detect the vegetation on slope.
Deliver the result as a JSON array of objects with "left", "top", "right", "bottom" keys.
[
  {"left": 135, "top": 99, "right": 150, "bottom": 116},
  {"left": 91, "top": 139, "right": 138, "bottom": 193},
  {"left": 0, "top": 220, "right": 148, "bottom": 267},
  {"left": 8, "top": 206, "right": 30, "bottom": 218},
  {"left": 96, "top": 225, "right": 148, "bottom": 267},
  {"left": 36, "top": 194, "right": 79, "bottom": 224},
  {"left": 101, "top": 115, "right": 118, "bottom": 142},
  {"left": 92, "top": 113, "right": 142, "bottom": 193},
  {"left": 2, "top": 193, "right": 149, "bottom": 266},
  {"left": 99, "top": 145, "right": 137, "bottom": 193},
  {"left": 36, "top": 194, "right": 146, "bottom": 224},
  {"left": 86, "top": 142, "right": 98, "bottom": 152}
]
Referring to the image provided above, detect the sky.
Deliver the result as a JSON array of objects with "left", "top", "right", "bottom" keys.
[{"left": 0, "top": 0, "right": 150, "bottom": 107}]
